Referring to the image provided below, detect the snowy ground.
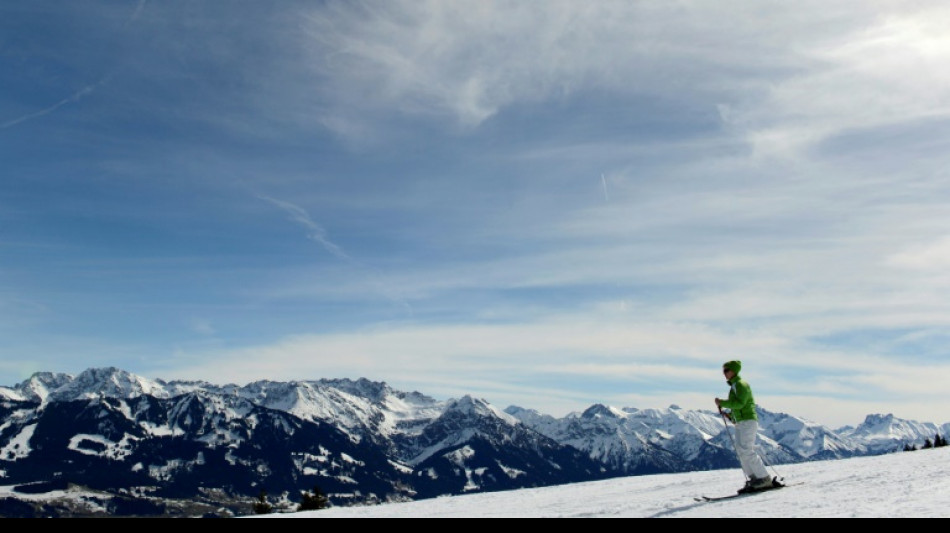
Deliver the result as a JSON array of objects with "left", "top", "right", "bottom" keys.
[{"left": 267, "top": 447, "right": 950, "bottom": 518}]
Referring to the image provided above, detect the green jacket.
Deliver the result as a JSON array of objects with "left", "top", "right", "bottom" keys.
[{"left": 720, "top": 376, "right": 758, "bottom": 422}]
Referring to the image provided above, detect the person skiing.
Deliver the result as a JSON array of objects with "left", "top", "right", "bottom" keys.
[{"left": 715, "top": 360, "right": 775, "bottom": 493}]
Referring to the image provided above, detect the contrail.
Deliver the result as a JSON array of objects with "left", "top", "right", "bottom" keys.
[
  {"left": 257, "top": 195, "right": 350, "bottom": 261},
  {"left": 130, "top": 0, "right": 148, "bottom": 23},
  {"left": 601, "top": 174, "right": 610, "bottom": 203},
  {"left": 0, "top": 80, "right": 106, "bottom": 130},
  {"left": 257, "top": 194, "right": 415, "bottom": 317},
  {"left": 1, "top": 1, "right": 146, "bottom": 131}
]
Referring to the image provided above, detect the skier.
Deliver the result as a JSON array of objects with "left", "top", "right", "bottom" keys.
[{"left": 715, "top": 360, "right": 775, "bottom": 493}]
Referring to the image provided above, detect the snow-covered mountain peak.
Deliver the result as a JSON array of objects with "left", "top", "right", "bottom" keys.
[
  {"left": 852, "top": 413, "right": 924, "bottom": 436},
  {"left": 862, "top": 413, "right": 894, "bottom": 426},
  {"left": 227, "top": 378, "right": 445, "bottom": 446},
  {"left": 6, "top": 372, "right": 74, "bottom": 403},
  {"left": 503, "top": 406, "right": 555, "bottom": 429},
  {"left": 444, "top": 396, "right": 519, "bottom": 425},
  {"left": 505, "top": 406, "right": 538, "bottom": 416},
  {"left": 48, "top": 367, "right": 170, "bottom": 404},
  {"left": 857, "top": 413, "right": 913, "bottom": 436},
  {"left": 843, "top": 413, "right": 941, "bottom": 455},
  {"left": 756, "top": 409, "right": 859, "bottom": 459},
  {"left": 314, "top": 378, "right": 443, "bottom": 421},
  {"left": 580, "top": 404, "right": 626, "bottom": 420},
  {"left": 316, "top": 378, "right": 395, "bottom": 404}
]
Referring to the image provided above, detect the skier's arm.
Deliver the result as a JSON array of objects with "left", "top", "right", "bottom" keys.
[{"left": 718, "top": 382, "right": 752, "bottom": 411}]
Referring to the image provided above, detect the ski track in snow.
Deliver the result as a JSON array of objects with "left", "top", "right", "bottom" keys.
[{"left": 263, "top": 447, "right": 950, "bottom": 518}]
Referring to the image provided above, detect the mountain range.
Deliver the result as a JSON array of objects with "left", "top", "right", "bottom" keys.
[{"left": 0, "top": 368, "right": 946, "bottom": 517}]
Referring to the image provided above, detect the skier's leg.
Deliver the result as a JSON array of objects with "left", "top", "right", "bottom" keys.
[{"left": 734, "top": 420, "right": 770, "bottom": 481}]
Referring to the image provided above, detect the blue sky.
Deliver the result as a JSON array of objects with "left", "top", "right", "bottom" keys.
[{"left": 2, "top": 0, "right": 950, "bottom": 428}]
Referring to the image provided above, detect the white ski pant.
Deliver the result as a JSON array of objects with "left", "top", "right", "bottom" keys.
[{"left": 734, "top": 420, "right": 770, "bottom": 480}]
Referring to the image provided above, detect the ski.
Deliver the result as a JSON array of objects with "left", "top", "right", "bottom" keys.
[{"left": 695, "top": 481, "right": 803, "bottom": 503}]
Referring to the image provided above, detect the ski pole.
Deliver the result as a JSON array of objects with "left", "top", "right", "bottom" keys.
[
  {"left": 718, "top": 407, "right": 746, "bottom": 483},
  {"left": 753, "top": 433, "right": 784, "bottom": 481}
]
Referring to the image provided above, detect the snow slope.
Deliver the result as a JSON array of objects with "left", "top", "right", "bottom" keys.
[{"left": 271, "top": 447, "right": 950, "bottom": 518}]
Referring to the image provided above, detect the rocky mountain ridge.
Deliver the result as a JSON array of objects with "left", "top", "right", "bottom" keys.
[{"left": 0, "top": 368, "right": 946, "bottom": 517}]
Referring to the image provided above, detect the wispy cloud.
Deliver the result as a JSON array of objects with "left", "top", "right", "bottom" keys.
[
  {"left": 298, "top": 0, "right": 913, "bottom": 133},
  {"left": 887, "top": 237, "right": 950, "bottom": 272},
  {"left": 300, "top": 0, "right": 662, "bottom": 129},
  {"left": 190, "top": 318, "right": 216, "bottom": 337},
  {"left": 158, "top": 306, "right": 950, "bottom": 426},
  {"left": 724, "top": 4, "right": 950, "bottom": 158}
]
